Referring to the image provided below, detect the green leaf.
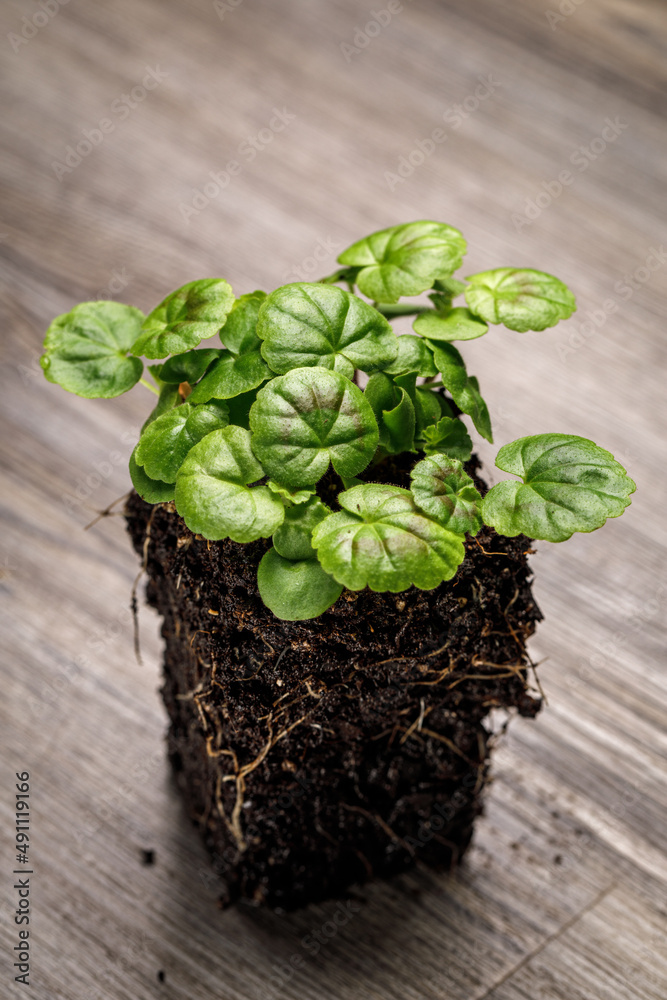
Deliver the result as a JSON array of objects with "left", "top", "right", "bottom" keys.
[
  {"left": 219, "top": 290, "right": 266, "bottom": 354},
  {"left": 465, "top": 268, "right": 576, "bottom": 332},
  {"left": 257, "top": 549, "right": 343, "bottom": 621},
  {"left": 159, "top": 348, "right": 224, "bottom": 384},
  {"left": 382, "top": 335, "right": 438, "bottom": 376},
  {"left": 413, "top": 307, "right": 488, "bottom": 343},
  {"left": 41, "top": 301, "right": 144, "bottom": 398},
  {"left": 266, "top": 481, "right": 315, "bottom": 506},
  {"left": 414, "top": 387, "right": 446, "bottom": 434},
  {"left": 481, "top": 434, "right": 636, "bottom": 542},
  {"left": 311, "top": 484, "right": 466, "bottom": 592},
  {"left": 174, "top": 426, "right": 284, "bottom": 542},
  {"left": 256, "top": 282, "right": 398, "bottom": 376},
  {"left": 187, "top": 350, "right": 272, "bottom": 404},
  {"left": 225, "top": 388, "right": 259, "bottom": 429},
  {"left": 410, "top": 454, "right": 482, "bottom": 535},
  {"left": 273, "top": 495, "right": 331, "bottom": 559},
  {"left": 421, "top": 416, "right": 473, "bottom": 460},
  {"left": 432, "top": 276, "right": 467, "bottom": 301},
  {"left": 136, "top": 400, "right": 229, "bottom": 483},
  {"left": 337, "top": 221, "right": 467, "bottom": 303},
  {"left": 131, "top": 279, "right": 235, "bottom": 359},
  {"left": 142, "top": 383, "right": 181, "bottom": 431},
  {"left": 129, "top": 447, "right": 175, "bottom": 504},
  {"left": 249, "top": 367, "right": 379, "bottom": 489},
  {"left": 364, "top": 372, "right": 416, "bottom": 454},
  {"left": 429, "top": 342, "right": 493, "bottom": 442}
]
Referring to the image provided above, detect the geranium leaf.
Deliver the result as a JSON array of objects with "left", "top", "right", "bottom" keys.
[
  {"left": 257, "top": 549, "right": 343, "bottom": 621},
  {"left": 266, "top": 481, "right": 316, "bottom": 506},
  {"left": 187, "top": 350, "right": 272, "bottom": 404},
  {"left": 249, "top": 367, "right": 379, "bottom": 489},
  {"left": 410, "top": 453, "right": 482, "bottom": 535},
  {"left": 131, "top": 279, "right": 235, "bottom": 359},
  {"left": 136, "top": 400, "right": 229, "bottom": 483},
  {"left": 256, "top": 282, "right": 398, "bottom": 375},
  {"left": 382, "top": 334, "right": 438, "bottom": 376},
  {"left": 219, "top": 290, "right": 266, "bottom": 354},
  {"left": 311, "top": 484, "right": 466, "bottom": 592},
  {"left": 159, "top": 348, "right": 224, "bottom": 384},
  {"left": 272, "top": 495, "right": 331, "bottom": 560},
  {"left": 465, "top": 268, "right": 576, "bottom": 332},
  {"left": 413, "top": 307, "right": 488, "bottom": 342},
  {"left": 142, "top": 383, "right": 181, "bottom": 431},
  {"left": 481, "top": 434, "right": 636, "bottom": 542},
  {"left": 129, "top": 447, "right": 175, "bottom": 504},
  {"left": 41, "top": 301, "right": 144, "bottom": 398},
  {"left": 429, "top": 342, "right": 493, "bottom": 442},
  {"left": 421, "top": 416, "right": 473, "bottom": 460},
  {"left": 337, "top": 221, "right": 467, "bottom": 303},
  {"left": 414, "top": 387, "right": 446, "bottom": 435},
  {"left": 174, "top": 426, "right": 284, "bottom": 542},
  {"left": 364, "top": 372, "right": 416, "bottom": 454}
]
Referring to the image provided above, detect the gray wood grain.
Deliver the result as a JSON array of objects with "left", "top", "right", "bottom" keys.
[{"left": 1, "top": 0, "right": 666, "bottom": 997}]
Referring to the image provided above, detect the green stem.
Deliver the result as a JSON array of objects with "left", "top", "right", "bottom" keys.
[
  {"left": 374, "top": 304, "right": 428, "bottom": 318},
  {"left": 139, "top": 377, "right": 160, "bottom": 396}
]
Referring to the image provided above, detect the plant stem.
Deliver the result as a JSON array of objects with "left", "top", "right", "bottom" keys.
[
  {"left": 374, "top": 304, "right": 428, "bottom": 318},
  {"left": 139, "top": 377, "right": 160, "bottom": 396}
]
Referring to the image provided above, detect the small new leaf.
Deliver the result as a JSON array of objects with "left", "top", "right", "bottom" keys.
[
  {"left": 187, "top": 350, "right": 272, "bottom": 403},
  {"left": 249, "top": 367, "right": 379, "bottom": 489},
  {"left": 129, "top": 447, "right": 175, "bottom": 504},
  {"left": 311, "top": 484, "right": 465, "bottom": 591},
  {"left": 429, "top": 342, "right": 493, "bottom": 442},
  {"left": 41, "top": 301, "right": 144, "bottom": 398},
  {"left": 256, "top": 283, "right": 397, "bottom": 376},
  {"left": 257, "top": 549, "right": 343, "bottom": 621},
  {"left": 159, "top": 348, "right": 224, "bottom": 385},
  {"left": 413, "top": 307, "right": 488, "bottom": 343},
  {"left": 174, "top": 425, "right": 284, "bottom": 541},
  {"left": 136, "top": 400, "right": 229, "bottom": 483},
  {"left": 131, "top": 279, "right": 235, "bottom": 359},
  {"left": 266, "top": 481, "right": 315, "bottom": 506},
  {"left": 481, "top": 433, "right": 636, "bottom": 542},
  {"left": 337, "top": 221, "right": 467, "bottom": 303},
  {"left": 422, "top": 416, "right": 473, "bottom": 460},
  {"left": 465, "top": 268, "right": 576, "bottom": 332},
  {"left": 273, "top": 495, "right": 331, "bottom": 560},
  {"left": 410, "top": 453, "right": 482, "bottom": 535}
]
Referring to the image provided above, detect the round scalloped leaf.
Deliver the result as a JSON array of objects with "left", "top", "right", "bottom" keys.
[
  {"left": 131, "top": 279, "right": 235, "bottom": 359},
  {"left": 249, "top": 367, "right": 379, "bottom": 489},
  {"left": 187, "top": 350, "right": 272, "bottom": 404},
  {"left": 421, "top": 416, "right": 473, "bottom": 460},
  {"left": 174, "top": 426, "right": 284, "bottom": 542},
  {"left": 257, "top": 548, "right": 343, "bottom": 621},
  {"left": 337, "top": 221, "right": 467, "bottom": 304},
  {"left": 129, "top": 447, "right": 175, "bottom": 504},
  {"left": 311, "top": 483, "right": 465, "bottom": 592},
  {"left": 41, "top": 301, "right": 144, "bottom": 398},
  {"left": 464, "top": 268, "right": 576, "bottom": 332},
  {"left": 256, "top": 283, "right": 398, "bottom": 376},
  {"left": 135, "top": 400, "right": 229, "bottom": 483},
  {"left": 159, "top": 348, "right": 224, "bottom": 385},
  {"left": 410, "top": 454, "right": 482, "bottom": 535},
  {"left": 481, "top": 433, "right": 636, "bottom": 542},
  {"left": 382, "top": 334, "right": 438, "bottom": 376},
  {"left": 413, "top": 307, "right": 488, "bottom": 343},
  {"left": 272, "top": 496, "right": 332, "bottom": 560},
  {"left": 429, "top": 342, "right": 493, "bottom": 442},
  {"left": 219, "top": 290, "right": 266, "bottom": 354}
]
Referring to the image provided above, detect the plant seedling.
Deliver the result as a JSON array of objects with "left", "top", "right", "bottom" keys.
[{"left": 42, "top": 220, "right": 635, "bottom": 620}]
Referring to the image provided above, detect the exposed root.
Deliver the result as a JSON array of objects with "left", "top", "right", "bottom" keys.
[{"left": 83, "top": 492, "right": 131, "bottom": 532}]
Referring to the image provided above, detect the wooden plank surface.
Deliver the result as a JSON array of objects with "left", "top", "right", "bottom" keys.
[{"left": 1, "top": 0, "right": 666, "bottom": 997}]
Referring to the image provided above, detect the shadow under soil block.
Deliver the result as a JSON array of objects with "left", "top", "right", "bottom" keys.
[{"left": 125, "top": 464, "right": 542, "bottom": 910}]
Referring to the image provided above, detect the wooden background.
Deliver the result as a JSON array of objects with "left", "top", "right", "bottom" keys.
[{"left": 1, "top": 0, "right": 666, "bottom": 997}]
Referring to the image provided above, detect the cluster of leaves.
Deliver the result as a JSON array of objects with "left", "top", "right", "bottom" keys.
[{"left": 41, "top": 221, "right": 635, "bottom": 620}]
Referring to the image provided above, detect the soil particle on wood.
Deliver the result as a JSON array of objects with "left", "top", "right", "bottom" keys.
[{"left": 125, "top": 454, "right": 542, "bottom": 910}]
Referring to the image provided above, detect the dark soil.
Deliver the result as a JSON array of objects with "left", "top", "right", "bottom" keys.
[{"left": 125, "top": 454, "right": 542, "bottom": 910}]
